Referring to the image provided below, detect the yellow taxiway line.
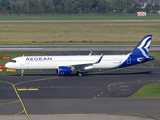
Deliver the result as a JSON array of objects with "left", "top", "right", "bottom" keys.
[{"left": 17, "top": 88, "right": 39, "bottom": 91}]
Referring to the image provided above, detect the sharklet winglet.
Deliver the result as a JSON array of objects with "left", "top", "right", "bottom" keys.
[{"left": 95, "top": 54, "right": 103, "bottom": 64}]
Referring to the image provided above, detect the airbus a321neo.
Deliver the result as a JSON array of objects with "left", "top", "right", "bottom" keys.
[{"left": 5, "top": 35, "right": 154, "bottom": 76}]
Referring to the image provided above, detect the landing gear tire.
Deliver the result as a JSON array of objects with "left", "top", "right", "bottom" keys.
[
  {"left": 21, "top": 70, "right": 24, "bottom": 77},
  {"left": 76, "top": 72, "right": 82, "bottom": 77}
]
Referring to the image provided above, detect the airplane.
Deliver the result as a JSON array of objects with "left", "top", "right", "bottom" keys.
[{"left": 5, "top": 35, "right": 154, "bottom": 76}]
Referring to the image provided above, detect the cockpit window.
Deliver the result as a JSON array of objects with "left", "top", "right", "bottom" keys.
[{"left": 10, "top": 60, "right": 16, "bottom": 63}]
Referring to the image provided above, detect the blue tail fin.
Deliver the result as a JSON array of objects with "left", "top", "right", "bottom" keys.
[{"left": 131, "top": 35, "right": 152, "bottom": 58}]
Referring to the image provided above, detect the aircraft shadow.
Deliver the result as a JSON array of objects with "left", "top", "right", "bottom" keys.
[
  {"left": 7, "top": 71, "right": 153, "bottom": 77},
  {"left": 85, "top": 71, "right": 153, "bottom": 76}
]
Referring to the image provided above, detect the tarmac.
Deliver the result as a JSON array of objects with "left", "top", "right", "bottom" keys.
[{"left": 0, "top": 50, "right": 160, "bottom": 120}]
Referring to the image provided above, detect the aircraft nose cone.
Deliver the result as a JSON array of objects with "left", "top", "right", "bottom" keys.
[{"left": 5, "top": 63, "right": 10, "bottom": 68}]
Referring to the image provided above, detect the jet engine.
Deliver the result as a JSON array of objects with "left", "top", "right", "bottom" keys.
[{"left": 57, "top": 66, "right": 72, "bottom": 75}]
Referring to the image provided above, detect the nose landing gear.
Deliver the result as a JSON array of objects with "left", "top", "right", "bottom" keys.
[{"left": 21, "top": 70, "right": 24, "bottom": 76}]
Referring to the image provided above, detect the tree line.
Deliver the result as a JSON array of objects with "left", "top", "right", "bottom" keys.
[{"left": 0, "top": 0, "right": 159, "bottom": 14}]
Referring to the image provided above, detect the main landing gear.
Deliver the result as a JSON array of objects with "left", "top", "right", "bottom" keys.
[{"left": 76, "top": 71, "right": 83, "bottom": 76}]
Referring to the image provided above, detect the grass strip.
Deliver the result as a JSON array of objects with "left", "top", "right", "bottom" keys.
[
  {"left": 2, "top": 41, "right": 160, "bottom": 45},
  {"left": 0, "top": 15, "right": 160, "bottom": 20},
  {"left": 132, "top": 83, "right": 160, "bottom": 98},
  {"left": 0, "top": 22, "right": 160, "bottom": 45}
]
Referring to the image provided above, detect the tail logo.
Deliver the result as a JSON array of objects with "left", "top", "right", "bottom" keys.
[{"left": 137, "top": 36, "right": 151, "bottom": 58}]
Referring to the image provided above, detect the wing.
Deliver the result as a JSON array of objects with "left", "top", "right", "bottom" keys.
[
  {"left": 57, "top": 54, "right": 103, "bottom": 75},
  {"left": 68, "top": 54, "right": 103, "bottom": 71}
]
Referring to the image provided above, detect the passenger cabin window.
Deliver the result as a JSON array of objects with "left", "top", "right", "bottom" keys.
[{"left": 10, "top": 60, "right": 16, "bottom": 63}]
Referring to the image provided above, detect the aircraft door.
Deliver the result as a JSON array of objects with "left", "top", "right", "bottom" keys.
[
  {"left": 20, "top": 58, "right": 25, "bottom": 68},
  {"left": 20, "top": 57, "right": 28, "bottom": 69},
  {"left": 25, "top": 59, "right": 32, "bottom": 69}
]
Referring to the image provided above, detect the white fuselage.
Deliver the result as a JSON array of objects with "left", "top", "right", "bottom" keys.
[
  {"left": 4, "top": 35, "right": 154, "bottom": 76},
  {"left": 5, "top": 54, "right": 130, "bottom": 70}
]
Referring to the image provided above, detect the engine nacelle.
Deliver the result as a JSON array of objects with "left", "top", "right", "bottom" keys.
[{"left": 58, "top": 66, "right": 72, "bottom": 75}]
